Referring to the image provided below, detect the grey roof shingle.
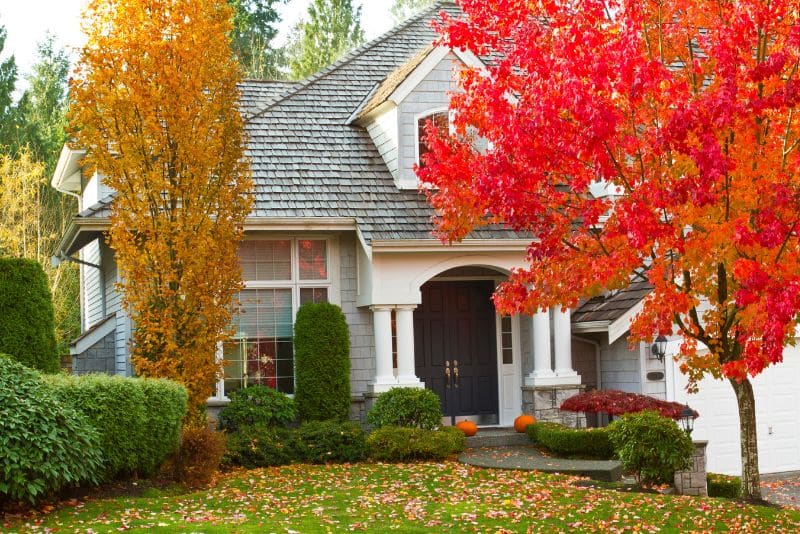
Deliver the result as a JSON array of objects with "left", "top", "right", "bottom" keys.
[{"left": 572, "top": 280, "right": 653, "bottom": 324}]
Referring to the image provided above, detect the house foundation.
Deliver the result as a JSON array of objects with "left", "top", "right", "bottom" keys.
[{"left": 522, "top": 385, "right": 586, "bottom": 428}]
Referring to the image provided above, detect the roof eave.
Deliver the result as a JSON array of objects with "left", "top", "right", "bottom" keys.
[{"left": 51, "top": 145, "right": 86, "bottom": 193}]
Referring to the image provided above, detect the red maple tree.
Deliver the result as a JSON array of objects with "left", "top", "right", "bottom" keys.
[
  {"left": 419, "top": 0, "right": 800, "bottom": 500},
  {"left": 560, "top": 389, "right": 698, "bottom": 421}
]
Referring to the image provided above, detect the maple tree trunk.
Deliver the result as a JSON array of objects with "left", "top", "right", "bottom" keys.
[{"left": 729, "top": 378, "right": 762, "bottom": 501}]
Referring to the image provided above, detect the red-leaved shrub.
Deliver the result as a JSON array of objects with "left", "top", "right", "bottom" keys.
[{"left": 560, "top": 390, "right": 698, "bottom": 420}]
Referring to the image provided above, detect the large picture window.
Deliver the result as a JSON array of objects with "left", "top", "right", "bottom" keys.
[{"left": 215, "top": 238, "right": 333, "bottom": 398}]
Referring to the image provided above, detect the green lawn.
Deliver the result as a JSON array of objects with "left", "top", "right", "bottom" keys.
[{"left": 4, "top": 462, "right": 799, "bottom": 533}]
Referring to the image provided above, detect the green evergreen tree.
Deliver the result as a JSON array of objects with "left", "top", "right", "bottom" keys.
[
  {"left": 287, "top": 0, "right": 365, "bottom": 80},
  {"left": 0, "top": 22, "right": 19, "bottom": 149},
  {"left": 391, "top": 0, "right": 434, "bottom": 23},
  {"left": 228, "top": 0, "right": 287, "bottom": 79}
]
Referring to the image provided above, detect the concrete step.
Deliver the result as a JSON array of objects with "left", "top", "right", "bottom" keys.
[{"left": 466, "top": 428, "right": 530, "bottom": 448}]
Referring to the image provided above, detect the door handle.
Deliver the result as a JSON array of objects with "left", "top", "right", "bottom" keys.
[
  {"left": 453, "top": 360, "right": 459, "bottom": 388},
  {"left": 444, "top": 360, "right": 451, "bottom": 388}
]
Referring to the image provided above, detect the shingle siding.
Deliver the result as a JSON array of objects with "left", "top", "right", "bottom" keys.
[
  {"left": 339, "top": 233, "right": 374, "bottom": 394},
  {"left": 600, "top": 337, "right": 642, "bottom": 393}
]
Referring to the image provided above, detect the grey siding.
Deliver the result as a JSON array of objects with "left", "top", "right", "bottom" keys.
[
  {"left": 366, "top": 109, "right": 398, "bottom": 180},
  {"left": 73, "top": 331, "right": 116, "bottom": 374},
  {"left": 81, "top": 239, "right": 104, "bottom": 329},
  {"left": 520, "top": 314, "right": 533, "bottom": 377},
  {"left": 573, "top": 338, "right": 598, "bottom": 389},
  {"left": 397, "top": 52, "right": 460, "bottom": 187},
  {"left": 339, "top": 233, "right": 374, "bottom": 395},
  {"left": 600, "top": 337, "right": 642, "bottom": 393}
]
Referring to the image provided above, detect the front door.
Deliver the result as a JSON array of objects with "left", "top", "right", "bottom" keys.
[{"left": 414, "top": 280, "right": 499, "bottom": 425}]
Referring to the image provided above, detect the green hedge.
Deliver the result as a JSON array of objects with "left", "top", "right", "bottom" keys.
[
  {"left": 294, "top": 303, "right": 351, "bottom": 422},
  {"left": 367, "top": 387, "right": 442, "bottom": 430},
  {"left": 293, "top": 421, "right": 367, "bottom": 464},
  {"left": 0, "top": 355, "right": 103, "bottom": 503},
  {"left": 527, "top": 422, "right": 613, "bottom": 459},
  {"left": 0, "top": 258, "right": 58, "bottom": 372},
  {"left": 218, "top": 385, "right": 296, "bottom": 431},
  {"left": 707, "top": 473, "right": 742, "bottom": 498},
  {"left": 45, "top": 373, "right": 187, "bottom": 480},
  {"left": 224, "top": 425, "right": 295, "bottom": 469},
  {"left": 367, "top": 426, "right": 466, "bottom": 462}
]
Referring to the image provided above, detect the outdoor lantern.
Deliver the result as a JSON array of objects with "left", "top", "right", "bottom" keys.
[
  {"left": 680, "top": 404, "right": 696, "bottom": 436},
  {"left": 651, "top": 335, "right": 668, "bottom": 363}
]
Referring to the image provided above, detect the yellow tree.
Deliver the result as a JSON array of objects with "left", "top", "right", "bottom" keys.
[{"left": 70, "top": 0, "right": 252, "bottom": 420}]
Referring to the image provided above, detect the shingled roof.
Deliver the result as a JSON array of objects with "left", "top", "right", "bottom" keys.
[
  {"left": 75, "top": 1, "right": 519, "bottom": 243},
  {"left": 571, "top": 280, "right": 653, "bottom": 324}
]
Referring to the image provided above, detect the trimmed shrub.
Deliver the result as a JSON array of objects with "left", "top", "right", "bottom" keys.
[
  {"left": 367, "top": 426, "right": 466, "bottom": 462},
  {"left": 0, "top": 355, "right": 103, "bottom": 503},
  {"left": 561, "top": 389, "right": 699, "bottom": 420},
  {"left": 367, "top": 387, "right": 442, "bottom": 430},
  {"left": 218, "top": 385, "right": 296, "bottom": 431},
  {"left": 224, "top": 425, "right": 295, "bottom": 468},
  {"left": 293, "top": 421, "right": 367, "bottom": 464},
  {"left": 707, "top": 473, "right": 742, "bottom": 498},
  {"left": 526, "top": 422, "right": 613, "bottom": 459},
  {"left": 607, "top": 410, "right": 694, "bottom": 484},
  {"left": 168, "top": 425, "right": 227, "bottom": 489},
  {"left": 0, "top": 258, "right": 58, "bottom": 372},
  {"left": 294, "top": 303, "right": 351, "bottom": 422},
  {"left": 45, "top": 373, "right": 187, "bottom": 480}
]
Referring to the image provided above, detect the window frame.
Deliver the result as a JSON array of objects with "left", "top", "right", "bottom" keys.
[{"left": 210, "top": 235, "right": 339, "bottom": 401}]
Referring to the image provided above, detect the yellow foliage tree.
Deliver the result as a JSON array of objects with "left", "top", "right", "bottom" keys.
[{"left": 70, "top": 0, "right": 253, "bottom": 420}]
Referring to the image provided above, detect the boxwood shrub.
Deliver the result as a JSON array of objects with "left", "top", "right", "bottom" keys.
[
  {"left": 526, "top": 422, "right": 613, "bottom": 459},
  {"left": 218, "top": 385, "right": 296, "bottom": 431},
  {"left": 367, "top": 387, "right": 442, "bottom": 430},
  {"left": 0, "top": 258, "right": 58, "bottom": 372},
  {"left": 367, "top": 426, "right": 466, "bottom": 462},
  {"left": 0, "top": 355, "right": 103, "bottom": 503},
  {"left": 292, "top": 421, "right": 367, "bottom": 464},
  {"left": 224, "top": 424, "right": 295, "bottom": 468},
  {"left": 294, "top": 303, "right": 351, "bottom": 422},
  {"left": 607, "top": 410, "right": 694, "bottom": 484},
  {"left": 45, "top": 373, "right": 187, "bottom": 480},
  {"left": 707, "top": 473, "right": 742, "bottom": 498}
]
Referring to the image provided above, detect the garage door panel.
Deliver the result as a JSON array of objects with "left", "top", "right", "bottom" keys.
[{"left": 670, "top": 345, "right": 800, "bottom": 475}]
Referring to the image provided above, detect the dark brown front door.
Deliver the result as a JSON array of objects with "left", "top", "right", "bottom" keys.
[{"left": 414, "top": 280, "right": 499, "bottom": 424}]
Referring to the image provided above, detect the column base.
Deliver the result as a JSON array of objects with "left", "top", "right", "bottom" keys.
[
  {"left": 522, "top": 384, "right": 586, "bottom": 428},
  {"left": 368, "top": 376, "right": 399, "bottom": 394},
  {"left": 396, "top": 376, "right": 424, "bottom": 388},
  {"left": 524, "top": 372, "right": 582, "bottom": 387}
]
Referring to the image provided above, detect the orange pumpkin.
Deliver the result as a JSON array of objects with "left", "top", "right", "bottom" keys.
[
  {"left": 455, "top": 420, "right": 478, "bottom": 437},
  {"left": 514, "top": 414, "right": 536, "bottom": 433}
]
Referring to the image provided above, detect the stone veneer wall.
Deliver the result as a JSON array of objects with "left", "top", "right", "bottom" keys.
[
  {"left": 674, "top": 441, "right": 709, "bottom": 496},
  {"left": 72, "top": 331, "right": 116, "bottom": 375},
  {"left": 522, "top": 385, "right": 587, "bottom": 428}
]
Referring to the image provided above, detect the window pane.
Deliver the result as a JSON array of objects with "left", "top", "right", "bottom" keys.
[
  {"left": 299, "top": 287, "right": 329, "bottom": 305},
  {"left": 240, "top": 240, "right": 291, "bottom": 281},
  {"left": 226, "top": 288, "right": 294, "bottom": 395},
  {"left": 417, "top": 111, "right": 449, "bottom": 167},
  {"left": 298, "top": 240, "right": 327, "bottom": 280}
]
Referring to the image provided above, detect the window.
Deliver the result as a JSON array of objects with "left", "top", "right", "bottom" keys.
[
  {"left": 416, "top": 111, "right": 449, "bottom": 167},
  {"left": 500, "top": 316, "right": 513, "bottom": 364},
  {"left": 216, "top": 238, "right": 333, "bottom": 398}
]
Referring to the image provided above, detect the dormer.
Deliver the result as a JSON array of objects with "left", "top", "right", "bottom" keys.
[
  {"left": 52, "top": 145, "right": 114, "bottom": 211},
  {"left": 350, "top": 45, "right": 484, "bottom": 190}
]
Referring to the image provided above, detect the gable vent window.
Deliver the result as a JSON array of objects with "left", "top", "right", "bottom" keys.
[{"left": 417, "top": 111, "right": 449, "bottom": 167}]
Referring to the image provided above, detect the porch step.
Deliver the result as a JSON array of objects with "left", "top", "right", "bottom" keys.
[{"left": 466, "top": 427, "right": 530, "bottom": 448}]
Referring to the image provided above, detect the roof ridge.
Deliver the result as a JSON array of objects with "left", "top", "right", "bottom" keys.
[{"left": 245, "top": 1, "right": 456, "bottom": 124}]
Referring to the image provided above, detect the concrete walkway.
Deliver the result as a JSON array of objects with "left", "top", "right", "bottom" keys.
[
  {"left": 459, "top": 445, "right": 623, "bottom": 482},
  {"left": 762, "top": 472, "right": 800, "bottom": 509}
]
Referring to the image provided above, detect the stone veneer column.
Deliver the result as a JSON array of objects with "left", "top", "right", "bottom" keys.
[
  {"left": 395, "top": 305, "right": 423, "bottom": 388},
  {"left": 369, "top": 306, "right": 397, "bottom": 393},
  {"left": 674, "top": 441, "right": 709, "bottom": 496},
  {"left": 553, "top": 307, "right": 580, "bottom": 383}
]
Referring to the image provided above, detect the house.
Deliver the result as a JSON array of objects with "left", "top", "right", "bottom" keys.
[{"left": 51, "top": 1, "right": 800, "bottom": 476}]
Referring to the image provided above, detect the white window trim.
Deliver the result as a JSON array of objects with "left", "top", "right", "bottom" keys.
[{"left": 209, "top": 235, "right": 340, "bottom": 402}]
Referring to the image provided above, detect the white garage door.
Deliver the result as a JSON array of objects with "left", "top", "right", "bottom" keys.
[{"left": 667, "top": 345, "right": 800, "bottom": 475}]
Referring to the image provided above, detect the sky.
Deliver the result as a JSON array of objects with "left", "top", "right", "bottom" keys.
[{"left": 0, "top": 0, "right": 396, "bottom": 88}]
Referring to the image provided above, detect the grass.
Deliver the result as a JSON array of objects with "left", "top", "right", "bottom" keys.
[{"left": 3, "top": 461, "right": 800, "bottom": 533}]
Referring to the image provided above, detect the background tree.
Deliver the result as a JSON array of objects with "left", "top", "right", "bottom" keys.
[
  {"left": 0, "top": 22, "right": 19, "bottom": 148},
  {"left": 228, "top": 0, "right": 286, "bottom": 79},
  {"left": 287, "top": 0, "right": 364, "bottom": 80},
  {"left": 70, "top": 0, "right": 253, "bottom": 420},
  {"left": 421, "top": 0, "right": 800, "bottom": 500},
  {"left": 391, "top": 0, "right": 433, "bottom": 24}
]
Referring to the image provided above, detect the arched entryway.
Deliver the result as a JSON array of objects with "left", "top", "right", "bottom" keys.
[{"left": 413, "top": 267, "right": 517, "bottom": 426}]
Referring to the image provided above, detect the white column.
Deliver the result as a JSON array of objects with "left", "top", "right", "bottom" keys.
[
  {"left": 395, "top": 305, "right": 423, "bottom": 387},
  {"left": 554, "top": 307, "right": 580, "bottom": 383},
  {"left": 525, "top": 309, "right": 555, "bottom": 386},
  {"left": 369, "top": 306, "right": 397, "bottom": 393}
]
